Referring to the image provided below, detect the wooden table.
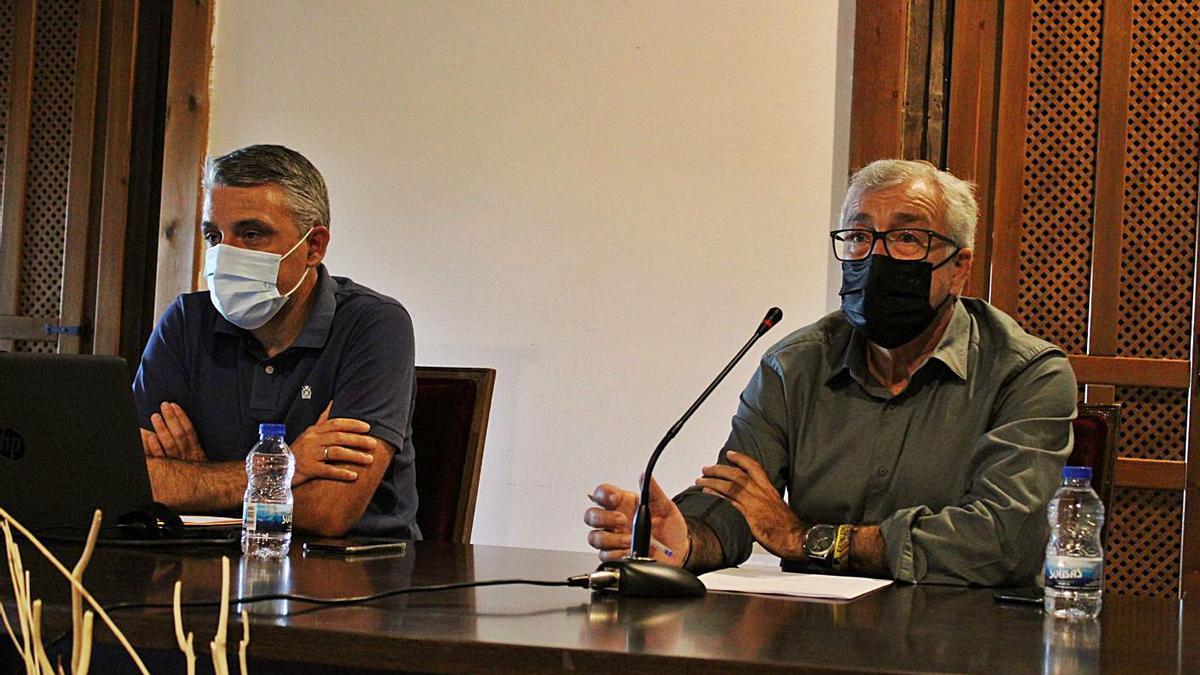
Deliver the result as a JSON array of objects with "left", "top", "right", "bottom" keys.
[{"left": 2, "top": 538, "right": 1196, "bottom": 673}]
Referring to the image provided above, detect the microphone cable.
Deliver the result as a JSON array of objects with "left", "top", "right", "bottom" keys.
[
  {"left": 43, "top": 576, "right": 588, "bottom": 650},
  {"left": 103, "top": 576, "right": 581, "bottom": 613}
]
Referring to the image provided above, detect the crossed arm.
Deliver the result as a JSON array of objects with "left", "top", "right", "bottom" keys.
[
  {"left": 141, "top": 400, "right": 392, "bottom": 536},
  {"left": 584, "top": 451, "right": 889, "bottom": 576},
  {"left": 688, "top": 450, "right": 889, "bottom": 575}
]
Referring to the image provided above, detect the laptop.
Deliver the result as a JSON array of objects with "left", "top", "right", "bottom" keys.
[{"left": 0, "top": 353, "right": 154, "bottom": 534}]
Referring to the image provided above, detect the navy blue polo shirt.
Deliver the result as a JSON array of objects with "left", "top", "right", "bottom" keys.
[{"left": 133, "top": 265, "right": 420, "bottom": 538}]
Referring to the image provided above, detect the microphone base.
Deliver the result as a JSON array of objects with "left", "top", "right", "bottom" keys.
[{"left": 591, "top": 558, "right": 706, "bottom": 598}]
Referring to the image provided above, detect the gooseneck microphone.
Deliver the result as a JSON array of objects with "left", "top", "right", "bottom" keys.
[
  {"left": 630, "top": 306, "right": 782, "bottom": 559},
  {"left": 584, "top": 307, "right": 783, "bottom": 597}
]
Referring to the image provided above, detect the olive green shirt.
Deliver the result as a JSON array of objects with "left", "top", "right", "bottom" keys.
[{"left": 675, "top": 297, "right": 1077, "bottom": 585}]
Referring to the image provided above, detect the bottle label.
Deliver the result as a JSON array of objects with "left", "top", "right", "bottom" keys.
[
  {"left": 243, "top": 502, "right": 292, "bottom": 534},
  {"left": 1045, "top": 555, "right": 1103, "bottom": 589}
]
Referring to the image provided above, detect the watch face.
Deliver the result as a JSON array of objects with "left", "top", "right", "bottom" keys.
[{"left": 807, "top": 526, "right": 835, "bottom": 553}]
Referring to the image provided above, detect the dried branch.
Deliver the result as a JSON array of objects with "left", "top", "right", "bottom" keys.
[
  {"left": 71, "top": 511, "right": 102, "bottom": 673},
  {"left": 0, "top": 507, "right": 149, "bottom": 674},
  {"left": 211, "top": 556, "right": 231, "bottom": 675},
  {"left": 31, "top": 599, "right": 52, "bottom": 674},
  {"left": 1, "top": 523, "right": 26, "bottom": 659},
  {"left": 75, "top": 611, "right": 94, "bottom": 675},
  {"left": 238, "top": 609, "right": 250, "bottom": 675},
  {"left": 4, "top": 525, "right": 35, "bottom": 673},
  {"left": 3, "top": 510, "right": 253, "bottom": 675},
  {"left": 173, "top": 580, "right": 196, "bottom": 675}
]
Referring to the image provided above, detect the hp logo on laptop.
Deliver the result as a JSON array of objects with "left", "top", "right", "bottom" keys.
[{"left": 0, "top": 429, "right": 25, "bottom": 461}]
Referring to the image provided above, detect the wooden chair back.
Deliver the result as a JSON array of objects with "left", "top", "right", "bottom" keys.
[
  {"left": 1068, "top": 403, "right": 1121, "bottom": 543},
  {"left": 411, "top": 366, "right": 496, "bottom": 544}
]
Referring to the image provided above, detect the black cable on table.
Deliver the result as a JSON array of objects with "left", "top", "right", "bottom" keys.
[
  {"left": 41, "top": 577, "right": 581, "bottom": 650},
  {"left": 103, "top": 577, "right": 576, "bottom": 613}
]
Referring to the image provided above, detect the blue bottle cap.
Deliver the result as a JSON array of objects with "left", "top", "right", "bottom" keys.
[
  {"left": 258, "top": 423, "right": 287, "bottom": 438},
  {"left": 1062, "top": 465, "right": 1092, "bottom": 480}
]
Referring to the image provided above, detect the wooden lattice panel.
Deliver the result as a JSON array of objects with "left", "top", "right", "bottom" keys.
[
  {"left": 1114, "top": 386, "right": 1187, "bottom": 461},
  {"left": 1014, "top": 0, "right": 1102, "bottom": 355},
  {"left": 15, "top": 0, "right": 78, "bottom": 353},
  {"left": 1105, "top": 487, "right": 1182, "bottom": 597},
  {"left": 1116, "top": 0, "right": 1200, "bottom": 359}
]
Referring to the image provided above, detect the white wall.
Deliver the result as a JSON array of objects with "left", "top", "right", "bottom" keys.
[{"left": 209, "top": 0, "right": 854, "bottom": 553}]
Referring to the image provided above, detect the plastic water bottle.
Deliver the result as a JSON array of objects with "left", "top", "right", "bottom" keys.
[
  {"left": 1044, "top": 466, "right": 1104, "bottom": 619},
  {"left": 237, "top": 555, "right": 291, "bottom": 616},
  {"left": 1042, "top": 614, "right": 1100, "bottom": 674},
  {"left": 241, "top": 423, "right": 295, "bottom": 558}
]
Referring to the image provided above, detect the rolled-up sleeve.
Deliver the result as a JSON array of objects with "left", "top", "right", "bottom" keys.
[
  {"left": 675, "top": 356, "right": 793, "bottom": 568},
  {"left": 879, "top": 349, "right": 1077, "bottom": 585},
  {"left": 330, "top": 301, "right": 415, "bottom": 456}
]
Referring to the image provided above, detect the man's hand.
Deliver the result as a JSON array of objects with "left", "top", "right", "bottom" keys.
[
  {"left": 695, "top": 450, "right": 807, "bottom": 560},
  {"left": 290, "top": 402, "right": 379, "bottom": 486},
  {"left": 584, "top": 478, "right": 689, "bottom": 566},
  {"left": 142, "top": 402, "right": 206, "bottom": 462}
]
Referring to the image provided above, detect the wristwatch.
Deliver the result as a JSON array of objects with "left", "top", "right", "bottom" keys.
[{"left": 804, "top": 524, "right": 852, "bottom": 570}]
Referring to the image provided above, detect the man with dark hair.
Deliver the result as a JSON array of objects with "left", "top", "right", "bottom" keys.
[
  {"left": 134, "top": 144, "right": 419, "bottom": 538},
  {"left": 585, "top": 159, "right": 1077, "bottom": 585}
]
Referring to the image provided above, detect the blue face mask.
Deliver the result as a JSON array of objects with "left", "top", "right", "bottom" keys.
[{"left": 204, "top": 229, "right": 312, "bottom": 330}]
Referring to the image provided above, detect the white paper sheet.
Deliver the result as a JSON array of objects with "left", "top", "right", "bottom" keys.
[
  {"left": 700, "top": 564, "right": 892, "bottom": 600},
  {"left": 180, "top": 515, "right": 241, "bottom": 527}
]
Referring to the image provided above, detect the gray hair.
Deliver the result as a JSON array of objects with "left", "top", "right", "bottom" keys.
[
  {"left": 204, "top": 144, "right": 331, "bottom": 235},
  {"left": 839, "top": 159, "right": 978, "bottom": 248}
]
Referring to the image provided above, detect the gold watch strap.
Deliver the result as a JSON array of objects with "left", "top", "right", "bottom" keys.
[{"left": 831, "top": 524, "right": 853, "bottom": 571}]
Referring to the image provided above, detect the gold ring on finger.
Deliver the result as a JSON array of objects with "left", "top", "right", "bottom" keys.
[{"left": 323, "top": 446, "right": 329, "bottom": 461}]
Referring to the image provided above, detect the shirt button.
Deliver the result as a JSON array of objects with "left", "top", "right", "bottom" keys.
[
  {"left": 877, "top": 466, "right": 889, "bottom": 477},
  {"left": 265, "top": 365, "right": 275, "bottom": 375}
]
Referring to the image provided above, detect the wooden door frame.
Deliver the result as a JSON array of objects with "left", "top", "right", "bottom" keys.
[
  {"left": 0, "top": 0, "right": 37, "bottom": 350},
  {"left": 153, "top": 0, "right": 213, "bottom": 323}
]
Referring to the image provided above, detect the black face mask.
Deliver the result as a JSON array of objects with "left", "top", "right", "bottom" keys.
[{"left": 839, "top": 254, "right": 956, "bottom": 348}]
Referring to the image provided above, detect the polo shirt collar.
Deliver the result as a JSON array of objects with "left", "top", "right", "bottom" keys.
[
  {"left": 291, "top": 264, "right": 336, "bottom": 348},
  {"left": 825, "top": 297, "right": 970, "bottom": 387},
  {"left": 211, "top": 264, "right": 336, "bottom": 350}
]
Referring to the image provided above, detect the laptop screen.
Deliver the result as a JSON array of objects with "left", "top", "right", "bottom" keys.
[{"left": 0, "top": 353, "right": 153, "bottom": 532}]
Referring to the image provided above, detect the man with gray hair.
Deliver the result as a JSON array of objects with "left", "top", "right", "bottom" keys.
[
  {"left": 586, "top": 159, "right": 1077, "bottom": 585},
  {"left": 133, "top": 144, "right": 420, "bottom": 538}
]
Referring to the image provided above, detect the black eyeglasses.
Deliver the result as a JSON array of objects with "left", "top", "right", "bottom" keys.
[{"left": 829, "top": 228, "right": 959, "bottom": 262}]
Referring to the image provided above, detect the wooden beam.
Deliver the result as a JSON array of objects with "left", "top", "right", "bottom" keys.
[
  {"left": 92, "top": 0, "right": 139, "bottom": 356},
  {"left": 59, "top": 0, "right": 104, "bottom": 355},
  {"left": 946, "top": 0, "right": 1002, "bottom": 298},
  {"left": 1068, "top": 355, "right": 1190, "bottom": 389},
  {"left": 986, "top": 0, "right": 1034, "bottom": 314},
  {"left": 153, "top": 0, "right": 213, "bottom": 323},
  {"left": 849, "top": 0, "right": 909, "bottom": 171},
  {"left": 902, "top": 0, "right": 933, "bottom": 159},
  {"left": 923, "top": 0, "right": 950, "bottom": 165},
  {"left": 1087, "top": 0, "right": 1134, "bottom": 359},
  {"left": 1114, "top": 458, "right": 1186, "bottom": 491},
  {"left": 0, "top": 0, "right": 37, "bottom": 348},
  {"left": 0, "top": 315, "right": 56, "bottom": 342}
]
